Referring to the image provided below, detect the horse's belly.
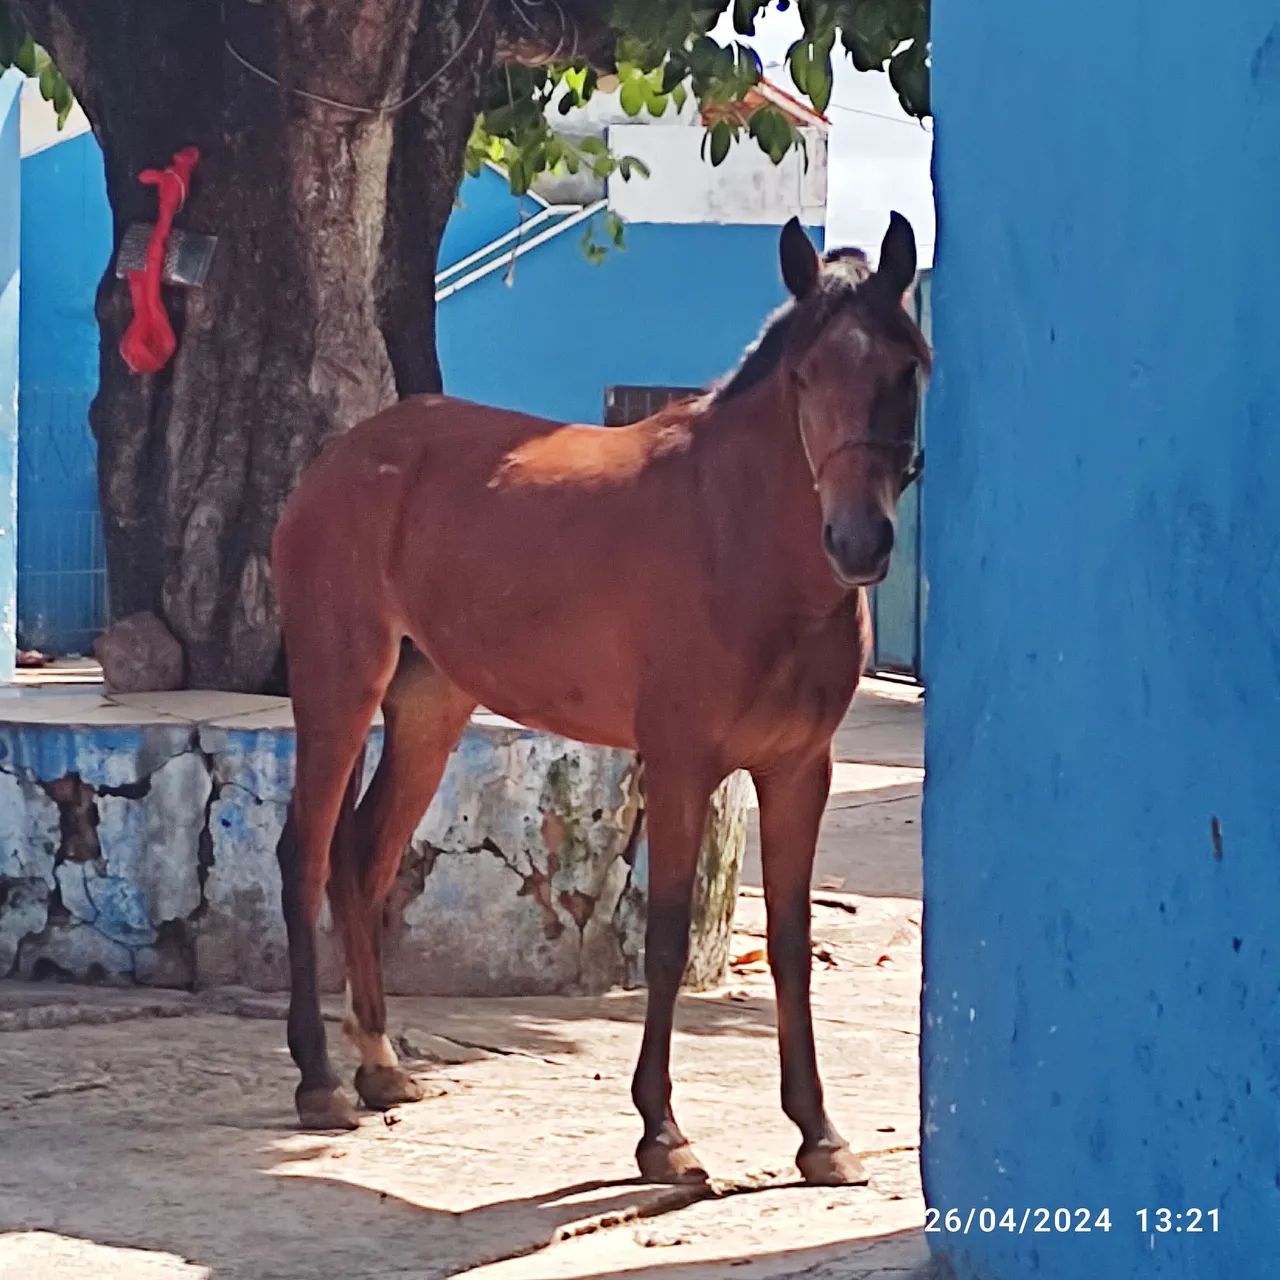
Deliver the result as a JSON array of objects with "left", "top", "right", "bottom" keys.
[{"left": 406, "top": 607, "right": 642, "bottom": 752}]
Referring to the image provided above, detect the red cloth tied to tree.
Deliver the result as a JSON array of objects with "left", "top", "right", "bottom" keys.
[{"left": 118, "top": 146, "right": 200, "bottom": 375}]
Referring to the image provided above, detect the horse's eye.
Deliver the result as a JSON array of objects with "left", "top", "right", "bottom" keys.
[{"left": 898, "top": 364, "right": 918, "bottom": 394}]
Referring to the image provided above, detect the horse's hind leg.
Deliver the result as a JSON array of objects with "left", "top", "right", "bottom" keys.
[
  {"left": 329, "top": 648, "right": 476, "bottom": 1110},
  {"left": 281, "top": 629, "right": 397, "bottom": 1130},
  {"left": 280, "top": 712, "right": 383, "bottom": 1128}
]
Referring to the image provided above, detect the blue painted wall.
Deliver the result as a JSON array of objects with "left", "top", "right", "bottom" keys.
[
  {"left": 923, "top": 3, "right": 1280, "bottom": 1277},
  {"left": 438, "top": 215, "right": 824, "bottom": 424},
  {"left": 0, "top": 73, "right": 22, "bottom": 678},
  {"left": 17, "top": 130, "right": 111, "bottom": 654},
  {"left": 439, "top": 166, "right": 543, "bottom": 273}
]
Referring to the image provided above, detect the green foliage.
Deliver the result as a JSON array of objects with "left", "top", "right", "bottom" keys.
[
  {"left": 580, "top": 208, "right": 629, "bottom": 264},
  {"left": 0, "top": 6, "right": 75, "bottom": 127},
  {"left": 465, "top": 0, "right": 928, "bottom": 225},
  {"left": 3, "top": 0, "right": 931, "bottom": 249}
]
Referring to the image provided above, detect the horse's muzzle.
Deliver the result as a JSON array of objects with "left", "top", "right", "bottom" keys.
[{"left": 823, "top": 515, "right": 894, "bottom": 586}]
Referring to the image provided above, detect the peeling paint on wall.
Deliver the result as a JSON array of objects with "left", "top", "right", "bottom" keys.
[{"left": 0, "top": 696, "right": 748, "bottom": 996}]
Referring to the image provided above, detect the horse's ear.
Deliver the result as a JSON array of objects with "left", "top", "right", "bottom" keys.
[
  {"left": 877, "top": 212, "right": 917, "bottom": 299},
  {"left": 780, "top": 217, "right": 820, "bottom": 300}
]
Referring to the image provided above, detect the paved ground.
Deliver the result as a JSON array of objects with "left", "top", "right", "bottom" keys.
[{"left": 0, "top": 679, "right": 928, "bottom": 1280}]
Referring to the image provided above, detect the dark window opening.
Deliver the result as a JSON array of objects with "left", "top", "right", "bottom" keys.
[{"left": 603, "top": 385, "right": 701, "bottom": 427}]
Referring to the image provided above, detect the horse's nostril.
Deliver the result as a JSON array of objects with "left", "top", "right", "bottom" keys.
[
  {"left": 875, "top": 517, "right": 895, "bottom": 559},
  {"left": 822, "top": 524, "right": 838, "bottom": 558}
]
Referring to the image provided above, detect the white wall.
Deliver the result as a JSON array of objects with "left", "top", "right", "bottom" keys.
[
  {"left": 607, "top": 123, "right": 826, "bottom": 227},
  {"left": 18, "top": 75, "right": 90, "bottom": 159}
]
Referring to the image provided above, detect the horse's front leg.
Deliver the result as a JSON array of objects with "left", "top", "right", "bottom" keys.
[
  {"left": 631, "top": 756, "right": 718, "bottom": 1183},
  {"left": 753, "top": 751, "right": 868, "bottom": 1186}
]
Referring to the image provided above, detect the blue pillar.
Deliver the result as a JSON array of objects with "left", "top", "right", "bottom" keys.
[
  {"left": 0, "top": 72, "right": 21, "bottom": 681},
  {"left": 923, "top": 3, "right": 1280, "bottom": 1277}
]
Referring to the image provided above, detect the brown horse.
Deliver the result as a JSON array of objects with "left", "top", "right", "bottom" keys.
[{"left": 271, "top": 215, "right": 929, "bottom": 1186}]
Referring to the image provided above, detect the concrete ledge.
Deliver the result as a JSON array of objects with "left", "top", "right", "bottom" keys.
[{"left": 0, "top": 689, "right": 749, "bottom": 995}]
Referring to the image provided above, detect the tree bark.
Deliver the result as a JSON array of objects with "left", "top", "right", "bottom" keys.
[{"left": 13, "top": 0, "right": 494, "bottom": 689}]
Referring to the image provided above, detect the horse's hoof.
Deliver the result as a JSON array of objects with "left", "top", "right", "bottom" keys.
[
  {"left": 354, "top": 1064, "right": 425, "bottom": 1110},
  {"left": 797, "top": 1143, "right": 868, "bottom": 1187},
  {"left": 295, "top": 1085, "right": 360, "bottom": 1131},
  {"left": 636, "top": 1140, "right": 709, "bottom": 1184}
]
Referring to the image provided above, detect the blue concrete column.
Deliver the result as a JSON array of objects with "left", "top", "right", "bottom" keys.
[
  {"left": 0, "top": 71, "right": 21, "bottom": 681},
  {"left": 923, "top": 4, "right": 1280, "bottom": 1278}
]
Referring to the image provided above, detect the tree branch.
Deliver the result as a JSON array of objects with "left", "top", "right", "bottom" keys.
[
  {"left": 493, "top": 0, "right": 615, "bottom": 73},
  {"left": 377, "top": 1, "right": 496, "bottom": 396}
]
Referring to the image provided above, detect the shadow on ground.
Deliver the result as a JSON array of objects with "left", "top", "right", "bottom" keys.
[{"left": 1, "top": 1155, "right": 934, "bottom": 1280}]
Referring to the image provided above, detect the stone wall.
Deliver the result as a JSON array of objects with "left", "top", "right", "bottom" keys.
[{"left": 0, "top": 690, "right": 749, "bottom": 995}]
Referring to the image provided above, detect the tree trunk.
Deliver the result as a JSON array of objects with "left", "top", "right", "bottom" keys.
[{"left": 14, "top": 0, "right": 494, "bottom": 690}]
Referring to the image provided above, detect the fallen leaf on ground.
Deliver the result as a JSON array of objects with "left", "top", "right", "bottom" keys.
[
  {"left": 875, "top": 954, "right": 894, "bottom": 967},
  {"left": 730, "top": 946, "right": 769, "bottom": 973},
  {"left": 812, "top": 944, "right": 838, "bottom": 967}
]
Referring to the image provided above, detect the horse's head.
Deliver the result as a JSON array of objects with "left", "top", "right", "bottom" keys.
[{"left": 779, "top": 215, "right": 931, "bottom": 588}]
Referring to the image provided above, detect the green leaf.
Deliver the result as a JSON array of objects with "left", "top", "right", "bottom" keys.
[
  {"left": 889, "top": 40, "right": 931, "bottom": 118},
  {"left": 645, "top": 89, "right": 669, "bottom": 117},
  {"left": 732, "top": 0, "right": 759, "bottom": 35},
  {"left": 14, "top": 36, "right": 38, "bottom": 76},
  {"left": 619, "top": 76, "right": 646, "bottom": 117},
  {"left": 671, "top": 83, "right": 688, "bottom": 111},
  {"left": 562, "top": 64, "right": 588, "bottom": 102},
  {"left": 807, "top": 48, "right": 832, "bottom": 113},
  {"left": 687, "top": 35, "right": 720, "bottom": 77},
  {"left": 604, "top": 210, "right": 626, "bottom": 248},
  {"left": 580, "top": 224, "right": 607, "bottom": 265},
  {"left": 37, "top": 62, "right": 56, "bottom": 99},
  {"left": 53, "top": 79, "right": 74, "bottom": 128},
  {"left": 660, "top": 53, "right": 688, "bottom": 93},
  {"left": 749, "top": 107, "right": 795, "bottom": 165},
  {"left": 736, "top": 43, "right": 763, "bottom": 84},
  {"left": 708, "top": 120, "right": 733, "bottom": 166},
  {"left": 787, "top": 39, "right": 811, "bottom": 98}
]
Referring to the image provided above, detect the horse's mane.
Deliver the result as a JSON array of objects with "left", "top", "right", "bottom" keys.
[{"left": 710, "top": 246, "right": 929, "bottom": 403}]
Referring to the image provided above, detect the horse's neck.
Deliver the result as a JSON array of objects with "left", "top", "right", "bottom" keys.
[
  {"left": 694, "top": 372, "right": 809, "bottom": 500},
  {"left": 692, "top": 373, "right": 851, "bottom": 615}
]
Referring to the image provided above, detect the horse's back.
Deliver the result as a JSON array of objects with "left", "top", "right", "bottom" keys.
[{"left": 272, "top": 393, "right": 703, "bottom": 741}]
